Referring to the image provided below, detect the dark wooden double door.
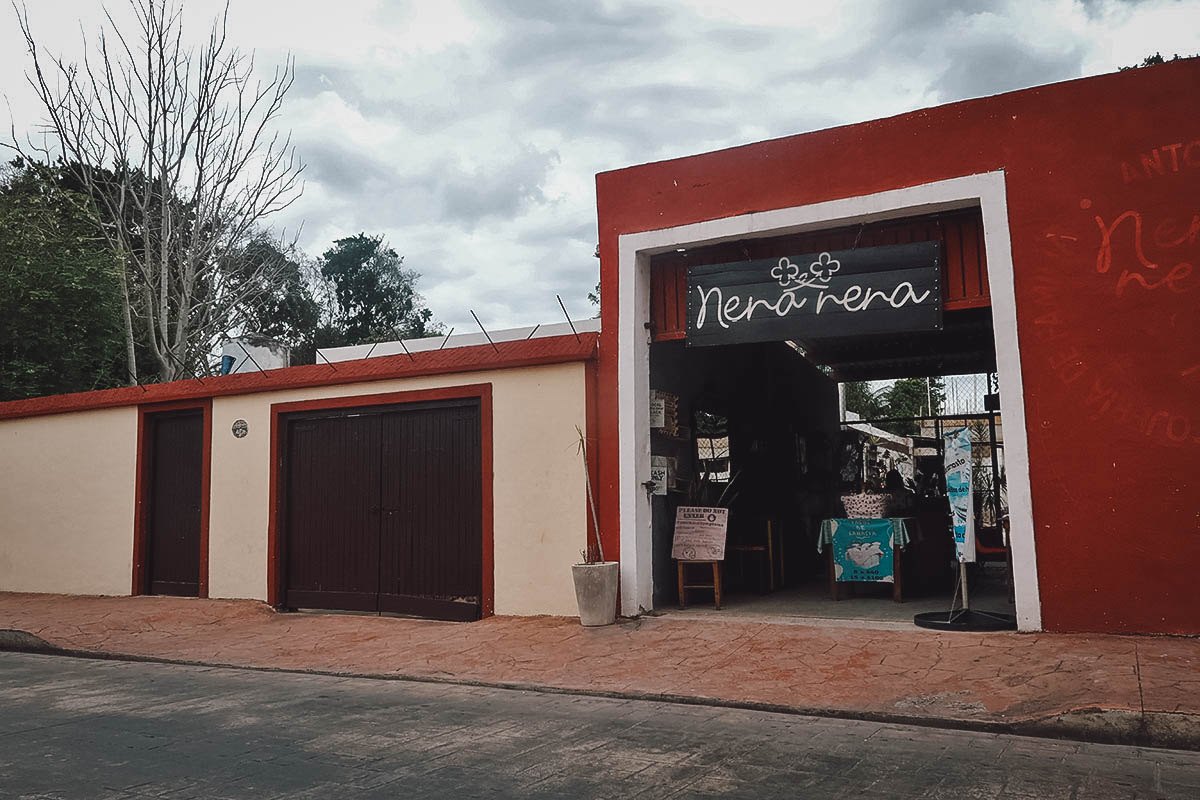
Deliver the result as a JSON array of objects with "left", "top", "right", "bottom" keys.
[
  {"left": 142, "top": 410, "right": 205, "bottom": 597},
  {"left": 283, "top": 398, "right": 483, "bottom": 621}
]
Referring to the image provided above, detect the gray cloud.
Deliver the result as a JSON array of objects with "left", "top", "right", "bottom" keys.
[
  {"left": 219, "top": 1, "right": 1183, "bottom": 330},
  {"left": 440, "top": 145, "right": 560, "bottom": 226},
  {"left": 935, "top": 34, "right": 1086, "bottom": 101},
  {"left": 299, "top": 139, "right": 401, "bottom": 195},
  {"left": 1077, "top": 0, "right": 1154, "bottom": 18},
  {"left": 518, "top": 81, "right": 744, "bottom": 154},
  {"left": 875, "top": 0, "right": 999, "bottom": 30},
  {"left": 7, "top": 0, "right": 1181, "bottom": 334},
  {"left": 275, "top": 0, "right": 1108, "bottom": 328},
  {"left": 486, "top": 0, "right": 681, "bottom": 72}
]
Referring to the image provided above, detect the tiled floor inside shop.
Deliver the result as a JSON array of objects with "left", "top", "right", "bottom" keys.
[{"left": 667, "top": 563, "right": 1014, "bottom": 626}]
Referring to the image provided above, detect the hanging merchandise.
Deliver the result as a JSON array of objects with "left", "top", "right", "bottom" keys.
[{"left": 944, "top": 426, "right": 975, "bottom": 563}]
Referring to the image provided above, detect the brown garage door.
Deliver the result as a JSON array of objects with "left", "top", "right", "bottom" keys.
[{"left": 282, "top": 398, "right": 483, "bottom": 621}]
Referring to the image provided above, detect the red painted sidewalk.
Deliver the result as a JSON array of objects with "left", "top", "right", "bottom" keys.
[{"left": 2, "top": 593, "right": 1197, "bottom": 747}]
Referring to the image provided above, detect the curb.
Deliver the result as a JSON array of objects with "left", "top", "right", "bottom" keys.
[{"left": 2, "top": 630, "right": 1197, "bottom": 752}]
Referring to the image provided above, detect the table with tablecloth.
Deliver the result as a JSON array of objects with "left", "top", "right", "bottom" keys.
[
  {"left": 817, "top": 517, "right": 915, "bottom": 553},
  {"left": 818, "top": 517, "right": 917, "bottom": 602}
]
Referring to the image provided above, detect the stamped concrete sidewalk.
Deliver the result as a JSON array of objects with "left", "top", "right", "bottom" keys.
[{"left": 2, "top": 593, "right": 1197, "bottom": 748}]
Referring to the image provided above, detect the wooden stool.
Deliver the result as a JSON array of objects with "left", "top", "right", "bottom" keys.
[{"left": 677, "top": 560, "right": 722, "bottom": 609}]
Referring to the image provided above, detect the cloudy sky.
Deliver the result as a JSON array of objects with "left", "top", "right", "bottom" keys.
[{"left": 3, "top": 0, "right": 1197, "bottom": 331}]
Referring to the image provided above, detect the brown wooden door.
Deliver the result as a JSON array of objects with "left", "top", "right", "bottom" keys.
[
  {"left": 281, "top": 399, "right": 482, "bottom": 620},
  {"left": 145, "top": 411, "right": 204, "bottom": 596},
  {"left": 283, "top": 413, "right": 382, "bottom": 612},
  {"left": 379, "top": 401, "right": 482, "bottom": 621}
]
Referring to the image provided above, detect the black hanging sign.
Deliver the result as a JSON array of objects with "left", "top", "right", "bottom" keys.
[{"left": 686, "top": 241, "right": 942, "bottom": 347}]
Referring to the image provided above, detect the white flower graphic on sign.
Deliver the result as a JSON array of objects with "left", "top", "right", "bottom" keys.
[
  {"left": 771, "top": 257, "right": 802, "bottom": 287},
  {"left": 808, "top": 251, "right": 841, "bottom": 281}
]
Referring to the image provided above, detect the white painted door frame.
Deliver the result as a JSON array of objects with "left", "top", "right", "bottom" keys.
[{"left": 616, "top": 171, "right": 1043, "bottom": 631}]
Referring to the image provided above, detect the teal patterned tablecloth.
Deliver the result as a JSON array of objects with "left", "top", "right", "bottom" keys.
[{"left": 817, "top": 518, "right": 914, "bottom": 554}]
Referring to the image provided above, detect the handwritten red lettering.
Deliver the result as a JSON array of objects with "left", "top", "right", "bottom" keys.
[
  {"left": 1141, "top": 149, "right": 1166, "bottom": 178},
  {"left": 1186, "top": 140, "right": 1200, "bottom": 168},
  {"left": 1154, "top": 215, "right": 1200, "bottom": 248},
  {"left": 1094, "top": 210, "right": 1157, "bottom": 274},
  {"left": 1146, "top": 410, "right": 1170, "bottom": 438},
  {"left": 1167, "top": 415, "right": 1192, "bottom": 443},
  {"left": 1116, "top": 262, "right": 1192, "bottom": 296},
  {"left": 1161, "top": 142, "right": 1183, "bottom": 172},
  {"left": 1119, "top": 140, "right": 1200, "bottom": 180}
]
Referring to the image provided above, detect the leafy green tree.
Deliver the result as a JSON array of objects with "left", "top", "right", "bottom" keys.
[
  {"left": 843, "top": 381, "right": 883, "bottom": 418},
  {"left": 224, "top": 233, "right": 321, "bottom": 354},
  {"left": 12, "top": 0, "right": 303, "bottom": 382},
  {"left": 883, "top": 376, "right": 945, "bottom": 418},
  {"left": 0, "top": 165, "right": 126, "bottom": 399},
  {"left": 588, "top": 280, "right": 601, "bottom": 316},
  {"left": 319, "top": 234, "right": 442, "bottom": 345},
  {"left": 843, "top": 377, "right": 946, "bottom": 435}
]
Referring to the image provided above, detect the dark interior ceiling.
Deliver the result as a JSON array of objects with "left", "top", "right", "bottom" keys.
[{"left": 794, "top": 307, "right": 997, "bottom": 382}]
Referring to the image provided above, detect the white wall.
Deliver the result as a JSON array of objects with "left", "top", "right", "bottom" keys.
[
  {"left": 208, "top": 363, "right": 589, "bottom": 616},
  {"left": 0, "top": 407, "right": 137, "bottom": 595}
]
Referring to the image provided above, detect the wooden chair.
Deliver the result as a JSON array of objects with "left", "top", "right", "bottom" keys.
[{"left": 726, "top": 519, "right": 777, "bottom": 593}]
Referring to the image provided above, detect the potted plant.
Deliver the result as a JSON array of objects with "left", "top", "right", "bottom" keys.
[{"left": 572, "top": 426, "right": 619, "bottom": 626}]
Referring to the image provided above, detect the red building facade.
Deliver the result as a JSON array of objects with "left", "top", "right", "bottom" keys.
[{"left": 593, "top": 60, "right": 1200, "bottom": 635}]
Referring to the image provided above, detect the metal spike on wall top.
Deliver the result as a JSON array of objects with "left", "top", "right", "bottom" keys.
[
  {"left": 126, "top": 368, "right": 149, "bottom": 393},
  {"left": 556, "top": 294, "right": 581, "bottom": 343},
  {"left": 163, "top": 348, "right": 204, "bottom": 383},
  {"left": 315, "top": 349, "right": 339, "bottom": 372},
  {"left": 439, "top": 327, "right": 455, "bottom": 350},
  {"left": 387, "top": 328, "right": 418, "bottom": 362},
  {"left": 470, "top": 310, "right": 500, "bottom": 354},
  {"left": 236, "top": 342, "right": 269, "bottom": 375}
]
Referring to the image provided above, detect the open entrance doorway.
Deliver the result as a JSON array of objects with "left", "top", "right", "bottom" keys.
[{"left": 645, "top": 208, "right": 1016, "bottom": 624}]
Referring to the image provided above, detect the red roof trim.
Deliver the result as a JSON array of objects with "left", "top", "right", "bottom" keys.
[{"left": 0, "top": 332, "right": 598, "bottom": 421}]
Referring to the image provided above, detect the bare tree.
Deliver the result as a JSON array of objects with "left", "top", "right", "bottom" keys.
[{"left": 8, "top": 0, "right": 303, "bottom": 382}]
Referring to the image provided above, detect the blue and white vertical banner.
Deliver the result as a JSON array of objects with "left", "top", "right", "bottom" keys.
[{"left": 944, "top": 426, "right": 976, "bottom": 563}]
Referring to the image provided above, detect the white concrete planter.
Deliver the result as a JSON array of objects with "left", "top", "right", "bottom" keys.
[{"left": 571, "top": 561, "right": 619, "bottom": 626}]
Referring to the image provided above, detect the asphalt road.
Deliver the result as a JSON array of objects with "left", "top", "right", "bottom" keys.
[{"left": 1, "top": 652, "right": 1197, "bottom": 799}]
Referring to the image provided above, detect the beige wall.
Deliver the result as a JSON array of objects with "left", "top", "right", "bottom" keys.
[
  {"left": 209, "top": 363, "right": 588, "bottom": 616},
  {"left": 0, "top": 407, "right": 137, "bottom": 595}
]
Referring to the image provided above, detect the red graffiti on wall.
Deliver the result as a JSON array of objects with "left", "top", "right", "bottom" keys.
[
  {"left": 1088, "top": 202, "right": 1196, "bottom": 297},
  {"left": 1119, "top": 139, "right": 1200, "bottom": 183},
  {"left": 1030, "top": 236, "right": 1200, "bottom": 447},
  {"left": 1026, "top": 133, "right": 1199, "bottom": 449}
]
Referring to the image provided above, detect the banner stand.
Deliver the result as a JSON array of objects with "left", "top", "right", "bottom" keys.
[{"left": 914, "top": 427, "right": 1015, "bottom": 632}]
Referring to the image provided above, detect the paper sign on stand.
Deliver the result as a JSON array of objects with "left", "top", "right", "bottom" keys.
[{"left": 671, "top": 506, "right": 728, "bottom": 561}]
